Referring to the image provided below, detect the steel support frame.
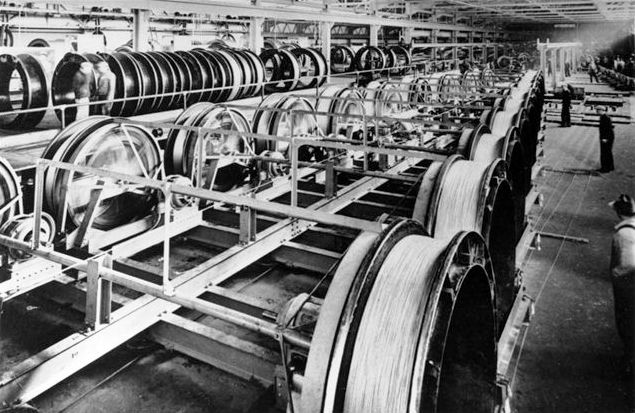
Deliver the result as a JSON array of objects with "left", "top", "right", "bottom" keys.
[{"left": 0, "top": 151, "right": 421, "bottom": 405}]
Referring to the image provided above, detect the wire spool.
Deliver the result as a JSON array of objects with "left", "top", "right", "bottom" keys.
[
  {"left": 0, "top": 213, "right": 55, "bottom": 261},
  {"left": 363, "top": 80, "right": 409, "bottom": 119},
  {"left": 213, "top": 49, "right": 244, "bottom": 101},
  {"left": 191, "top": 49, "right": 228, "bottom": 103},
  {"left": 309, "top": 47, "right": 329, "bottom": 81},
  {"left": 127, "top": 52, "right": 159, "bottom": 114},
  {"left": 259, "top": 49, "right": 300, "bottom": 93},
  {"left": 388, "top": 45, "right": 411, "bottom": 75},
  {"left": 42, "top": 117, "right": 162, "bottom": 232},
  {"left": 175, "top": 50, "right": 205, "bottom": 104},
  {"left": 413, "top": 155, "right": 516, "bottom": 324},
  {"left": 0, "top": 53, "right": 49, "bottom": 129},
  {"left": 189, "top": 49, "right": 217, "bottom": 103},
  {"left": 301, "top": 219, "right": 497, "bottom": 413},
  {"left": 490, "top": 109, "right": 518, "bottom": 139},
  {"left": 0, "top": 157, "right": 22, "bottom": 225},
  {"left": 292, "top": 48, "right": 327, "bottom": 90},
  {"left": 51, "top": 53, "right": 105, "bottom": 123},
  {"left": 472, "top": 133, "right": 508, "bottom": 163},
  {"left": 100, "top": 52, "right": 144, "bottom": 116},
  {"left": 233, "top": 48, "right": 266, "bottom": 98},
  {"left": 162, "top": 51, "right": 193, "bottom": 108},
  {"left": 314, "top": 86, "right": 366, "bottom": 138},
  {"left": 353, "top": 46, "right": 386, "bottom": 74},
  {"left": 164, "top": 103, "right": 253, "bottom": 192},
  {"left": 145, "top": 52, "right": 177, "bottom": 110},
  {"left": 252, "top": 94, "right": 319, "bottom": 157},
  {"left": 330, "top": 45, "right": 355, "bottom": 74}
]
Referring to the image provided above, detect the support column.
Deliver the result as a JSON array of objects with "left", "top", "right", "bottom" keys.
[
  {"left": 249, "top": 17, "right": 264, "bottom": 54},
  {"left": 549, "top": 50, "right": 557, "bottom": 90},
  {"left": 320, "top": 21, "right": 333, "bottom": 80},
  {"left": 132, "top": 9, "right": 150, "bottom": 52},
  {"left": 540, "top": 46, "right": 547, "bottom": 76},
  {"left": 403, "top": 27, "right": 413, "bottom": 47},
  {"left": 559, "top": 47, "right": 565, "bottom": 82},
  {"left": 369, "top": 24, "right": 379, "bottom": 47}
]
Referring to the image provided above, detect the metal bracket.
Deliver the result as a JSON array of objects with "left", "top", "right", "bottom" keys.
[
  {"left": 324, "top": 160, "right": 337, "bottom": 199},
  {"left": 85, "top": 256, "right": 113, "bottom": 329},
  {"left": 239, "top": 204, "right": 257, "bottom": 245}
]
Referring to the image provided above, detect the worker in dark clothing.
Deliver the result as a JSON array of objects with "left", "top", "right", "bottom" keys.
[
  {"left": 71, "top": 62, "right": 93, "bottom": 122},
  {"left": 597, "top": 106, "right": 615, "bottom": 172},
  {"left": 588, "top": 60, "right": 600, "bottom": 83},
  {"left": 458, "top": 59, "right": 470, "bottom": 75},
  {"left": 95, "top": 61, "right": 116, "bottom": 115},
  {"left": 560, "top": 83, "right": 572, "bottom": 127},
  {"left": 564, "top": 61, "right": 571, "bottom": 77},
  {"left": 609, "top": 194, "right": 635, "bottom": 380}
]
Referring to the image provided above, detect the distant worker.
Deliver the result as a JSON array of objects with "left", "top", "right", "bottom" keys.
[
  {"left": 588, "top": 59, "right": 600, "bottom": 83},
  {"left": 597, "top": 106, "right": 615, "bottom": 172},
  {"left": 609, "top": 194, "right": 635, "bottom": 379},
  {"left": 458, "top": 59, "right": 470, "bottom": 75},
  {"left": 564, "top": 61, "right": 571, "bottom": 77},
  {"left": 96, "top": 61, "right": 116, "bottom": 116},
  {"left": 560, "top": 83, "right": 572, "bottom": 127},
  {"left": 71, "top": 62, "right": 93, "bottom": 121}
]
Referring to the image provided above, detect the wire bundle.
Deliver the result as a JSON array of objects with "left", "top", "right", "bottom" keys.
[{"left": 343, "top": 234, "right": 448, "bottom": 412}]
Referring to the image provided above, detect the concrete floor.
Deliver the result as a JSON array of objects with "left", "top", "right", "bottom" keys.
[{"left": 512, "top": 77, "right": 634, "bottom": 412}]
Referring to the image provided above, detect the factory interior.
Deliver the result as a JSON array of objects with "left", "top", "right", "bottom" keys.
[{"left": 0, "top": 0, "right": 634, "bottom": 412}]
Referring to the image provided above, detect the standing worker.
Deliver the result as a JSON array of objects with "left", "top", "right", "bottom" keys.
[
  {"left": 609, "top": 194, "right": 635, "bottom": 380},
  {"left": 589, "top": 59, "right": 600, "bottom": 83},
  {"left": 597, "top": 106, "right": 615, "bottom": 172},
  {"left": 96, "top": 61, "right": 116, "bottom": 116},
  {"left": 71, "top": 62, "right": 93, "bottom": 122},
  {"left": 560, "top": 83, "right": 572, "bottom": 127}
]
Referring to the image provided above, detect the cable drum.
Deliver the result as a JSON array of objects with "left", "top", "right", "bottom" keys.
[
  {"left": 314, "top": 86, "right": 366, "bottom": 138},
  {"left": 0, "top": 157, "right": 22, "bottom": 225},
  {"left": 52, "top": 53, "right": 105, "bottom": 123},
  {"left": 301, "top": 220, "right": 497, "bottom": 413},
  {"left": 353, "top": 46, "right": 386, "bottom": 74},
  {"left": 259, "top": 49, "right": 300, "bottom": 93},
  {"left": 101, "top": 52, "right": 144, "bottom": 116},
  {"left": 472, "top": 133, "right": 508, "bottom": 163},
  {"left": 252, "top": 95, "right": 321, "bottom": 159},
  {"left": 292, "top": 48, "right": 328, "bottom": 89},
  {"left": 164, "top": 103, "right": 253, "bottom": 191},
  {"left": 413, "top": 156, "right": 516, "bottom": 324},
  {"left": 363, "top": 80, "right": 409, "bottom": 119},
  {"left": 42, "top": 117, "right": 162, "bottom": 231},
  {"left": 330, "top": 45, "right": 355, "bottom": 74},
  {"left": 0, "top": 53, "right": 49, "bottom": 129}
]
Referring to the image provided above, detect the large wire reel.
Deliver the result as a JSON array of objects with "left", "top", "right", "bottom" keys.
[
  {"left": 0, "top": 53, "right": 49, "bottom": 129},
  {"left": 41, "top": 117, "right": 162, "bottom": 232},
  {"left": 52, "top": 53, "right": 105, "bottom": 123},
  {"left": 301, "top": 219, "right": 497, "bottom": 412},
  {"left": 314, "top": 86, "right": 366, "bottom": 140},
  {"left": 252, "top": 94, "right": 325, "bottom": 162},
  {"left": 0, "top": 157, "right": 22, "bottom": 225},
  {"left": 164, "top": 103, "right": 253, "bottom": 192},
  {"left": 413, "top": 155, "right": 516, "bottom": 324}
]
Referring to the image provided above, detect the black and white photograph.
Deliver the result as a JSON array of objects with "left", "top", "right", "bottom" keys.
[{"left": 0, "top": 0, "right": 633, "bottom": 412}]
